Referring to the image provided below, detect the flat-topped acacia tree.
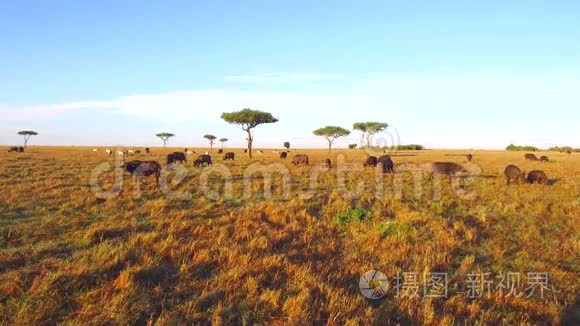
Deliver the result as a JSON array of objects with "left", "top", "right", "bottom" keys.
[
  {"left": 219, "top": 138, "right": 228, "bottom": 149},
  {"left": 313, "top": 126, "right": 351, "bottom": 153},
  {"left": 204, "top": 134, "right": 217, "bottom": 151},
  {"left": 156, "top": 132, "right": 174, "bottom": 148},
  {"left": 353, "top": 122, "right": 388, "bottom": 147},
  {"left": 18, "top": 130, "right": 38, "bottom": 148},
  {"left": 221, "top": 109, "right": 278, "bottom": 158}
]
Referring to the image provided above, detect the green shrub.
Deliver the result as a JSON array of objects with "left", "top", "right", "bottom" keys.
[
  {"left": 377, "top": 221, "right": 412, "bottom": 238},
  {"left": 505, "top": 144, "right": 540, "bottom": 151},
  {"left": 335, "top": 206, "right": 367, "bottom": 225}
]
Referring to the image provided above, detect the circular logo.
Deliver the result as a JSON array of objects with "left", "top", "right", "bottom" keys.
[{"left": 359, "top": 270, "right": 389, "bottom": 299}]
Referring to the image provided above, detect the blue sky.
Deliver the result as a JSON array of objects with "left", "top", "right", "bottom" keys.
[{"left": 1, "top": 0, "right": 579, "bottom": 149}]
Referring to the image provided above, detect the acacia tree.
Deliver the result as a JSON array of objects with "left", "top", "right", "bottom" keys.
[
  {"left": 313, "top": 126, "right": 351, "bottom": 153},
  {"left": 283, "top": 141, "right": 290, "bottom": 150},
  {"left": 219, "top": 138, "right": 228, "bottom": 149},
  {"left": 156, "top": 132, "right": 174, "bottom": 148},
  {"left": 204, "top": 134, "right": 217, "bottom": 151},
  {"left": 353, "top": 122, "right": 388, "bottom": 147},
  {"left": 221, "top": 109, "right": 278, "bottom": 158},
  {"left": 18, "top": 130, "right": 38, "bottom": 148}
]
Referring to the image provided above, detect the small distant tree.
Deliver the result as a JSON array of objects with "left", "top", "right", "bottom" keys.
[
  {"left": 313, "top": 126, "right": 351, "bottom": 153},
  {"left": 283, "top": 141, "right": 290, "bottom": 150},
  {"left": 156, "top": 132, "right": 174, "bottom": 148},
  {"left": 204, "top": 134, "right": 217, "bottom": 151},
  {"left": 348, "top": 144, "right": 358, "bottom": 149},
  {"left": 353, "top": 122, "right": 388, "bottom": 147},
  {"left": 219, "top": 138, "right": 228, "bottom": 149},
  {"left": 221, "top": 109, "right": 278, "bottom": 158},
  {"left": 18, "top": 130, "right": 38, "bottom": 148}
]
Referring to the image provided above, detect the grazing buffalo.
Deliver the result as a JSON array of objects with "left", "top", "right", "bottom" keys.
[
  {"left": 540, "top": 155, "right": 549, "bottom": 162},
  {"left": 8, "top": 146, "right": 20, "bottom": 152},
  {"left": 429, "top": 162, "right": 467, "bottom": 176},
  {"left": 363, "top": 156, "right": 378, "bottom": 167},
  {"left": 279, "top": 152, "right": 288, "bottom": 159},
  {"left": 292, "top": 154, "right": 309, "bottom": 165},
  {"left": 504, "top": 164, "right": 526, "bottom": 185},
  {"left": 527, "top": 170, "right": 549, "bottom": 185},
  {"left": 218, "top": 149, "right": 223, "bottom": 154},
  {"left": 325, "top": 159, "right": 332, "bottom": 169},
  {"left": 524, "top": 153, "right": 539, "bottom": 160},
  {"left": 145, "top": 148, "right": 151, "bottom": 154},
  {"left": 167, "top": 152, "right": 187, "bottom": 165},
  {"left": 194, "top": 154, "right": 212, "bottom": 167},
  {"left": 378, "top": 155, "right": 394, "bottom": 173},
  {"left": 466, "top": 154, "right": 473, "bottom": 161},
  {"left": 223, "top": 152, "right": 235, "bottom": 160},
  {"left": 123, "top": 160, "right": 161, "bottom": 182}
]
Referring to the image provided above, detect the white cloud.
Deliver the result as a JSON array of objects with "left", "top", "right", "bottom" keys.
[{"left": 224, "top": 72, "right": 340, "bottom": 83}]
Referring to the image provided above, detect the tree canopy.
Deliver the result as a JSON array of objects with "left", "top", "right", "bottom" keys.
[
  {"left": 313, "top": 126, "right": 351, "bottom": 152},
  {"left": 221, "top": 109, "right": 278, "bottom": 131},
  {"left": 221, "top": 109, "right": 278, "bottom": 158},
  {"left": 353, "top": 122, "right": 388, "bottom": 146},
  {"left": 283, "top": 141, "right": 290, "bottom": 149},
  {"left": 156, "top": 132, "right": 174, "bottom": 147},
  {"left": 18, "top": 130, "right": 38, "bottom": 147}
]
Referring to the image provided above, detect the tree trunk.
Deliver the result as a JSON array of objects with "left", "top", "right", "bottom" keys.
[
  {"left": 246, "top": 130, "right": 253, "bottom": 158},
  {"left": 328, "top": 140, "right": 332, "bottom": 153},
  {"left": 24, "top": 136, "right": 29, "bottom": 148}
]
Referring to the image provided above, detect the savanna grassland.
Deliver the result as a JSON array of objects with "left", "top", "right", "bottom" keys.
[{"left": 0, "top": 147, "right": 578, "bottom": 324}]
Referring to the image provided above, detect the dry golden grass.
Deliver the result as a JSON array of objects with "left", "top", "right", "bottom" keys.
[{"left": 0, "top": 146, "right": 578, "bottom": 324}]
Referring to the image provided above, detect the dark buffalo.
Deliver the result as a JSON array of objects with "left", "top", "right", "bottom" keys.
[
  {"left": 325, "top": 159, "right": 332, "bottom": 169},
  {"left": 430, "top": 162, "right": 467, "bottom": 176},
  {"left": 527, "top": 170, "right": 549, "bottom": 185},
  {"left": 378, "top": 155, "right": 394, "bottom": 173},
  {"left": 243, "top": 149, "right": 248, "bottom": 153},
  {"left": 524, "top": 153, "right": 539, "bottom": 160},
  {"left": 223, "top": 152, "right": 235, "bottom": 160},
  {"left": 292, "top": 154, "right": 309, "bottom": 165},
  {"left": 539, "top": 155, "right": 549, "bottom": 162},
  {"left": 466, "top": 154, "right": 473, "bottom": 161},
  {"left": 218, "top": 149, "right": 224, "bottom": 154},
  {"left": 145, "top": 148, "right": 151, "bottom": 154},
  {"left": 167, "top": 152, "right": 187, "bottom": 165},
  {"left": 8, "top": 146, "right": 20, "bottom": 152},
  {"left": 194, "top": 154, "right": 212, "bottom": 167},
  {"left": 123, "top": 160, "right": 161, "bottom": 182},
  {"left": 363, "top": 156, "right": 378, "bottom": 167},
  {"left": 504, "top": 164, "right": 526, "bottom": 185},
  {"left": 280, "top": 152, "right": 288, "bottom": 159}
]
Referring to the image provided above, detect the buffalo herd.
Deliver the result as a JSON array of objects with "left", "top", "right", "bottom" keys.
[{"left": 15, "top": 146, "right": 548, "bottom": 187}]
